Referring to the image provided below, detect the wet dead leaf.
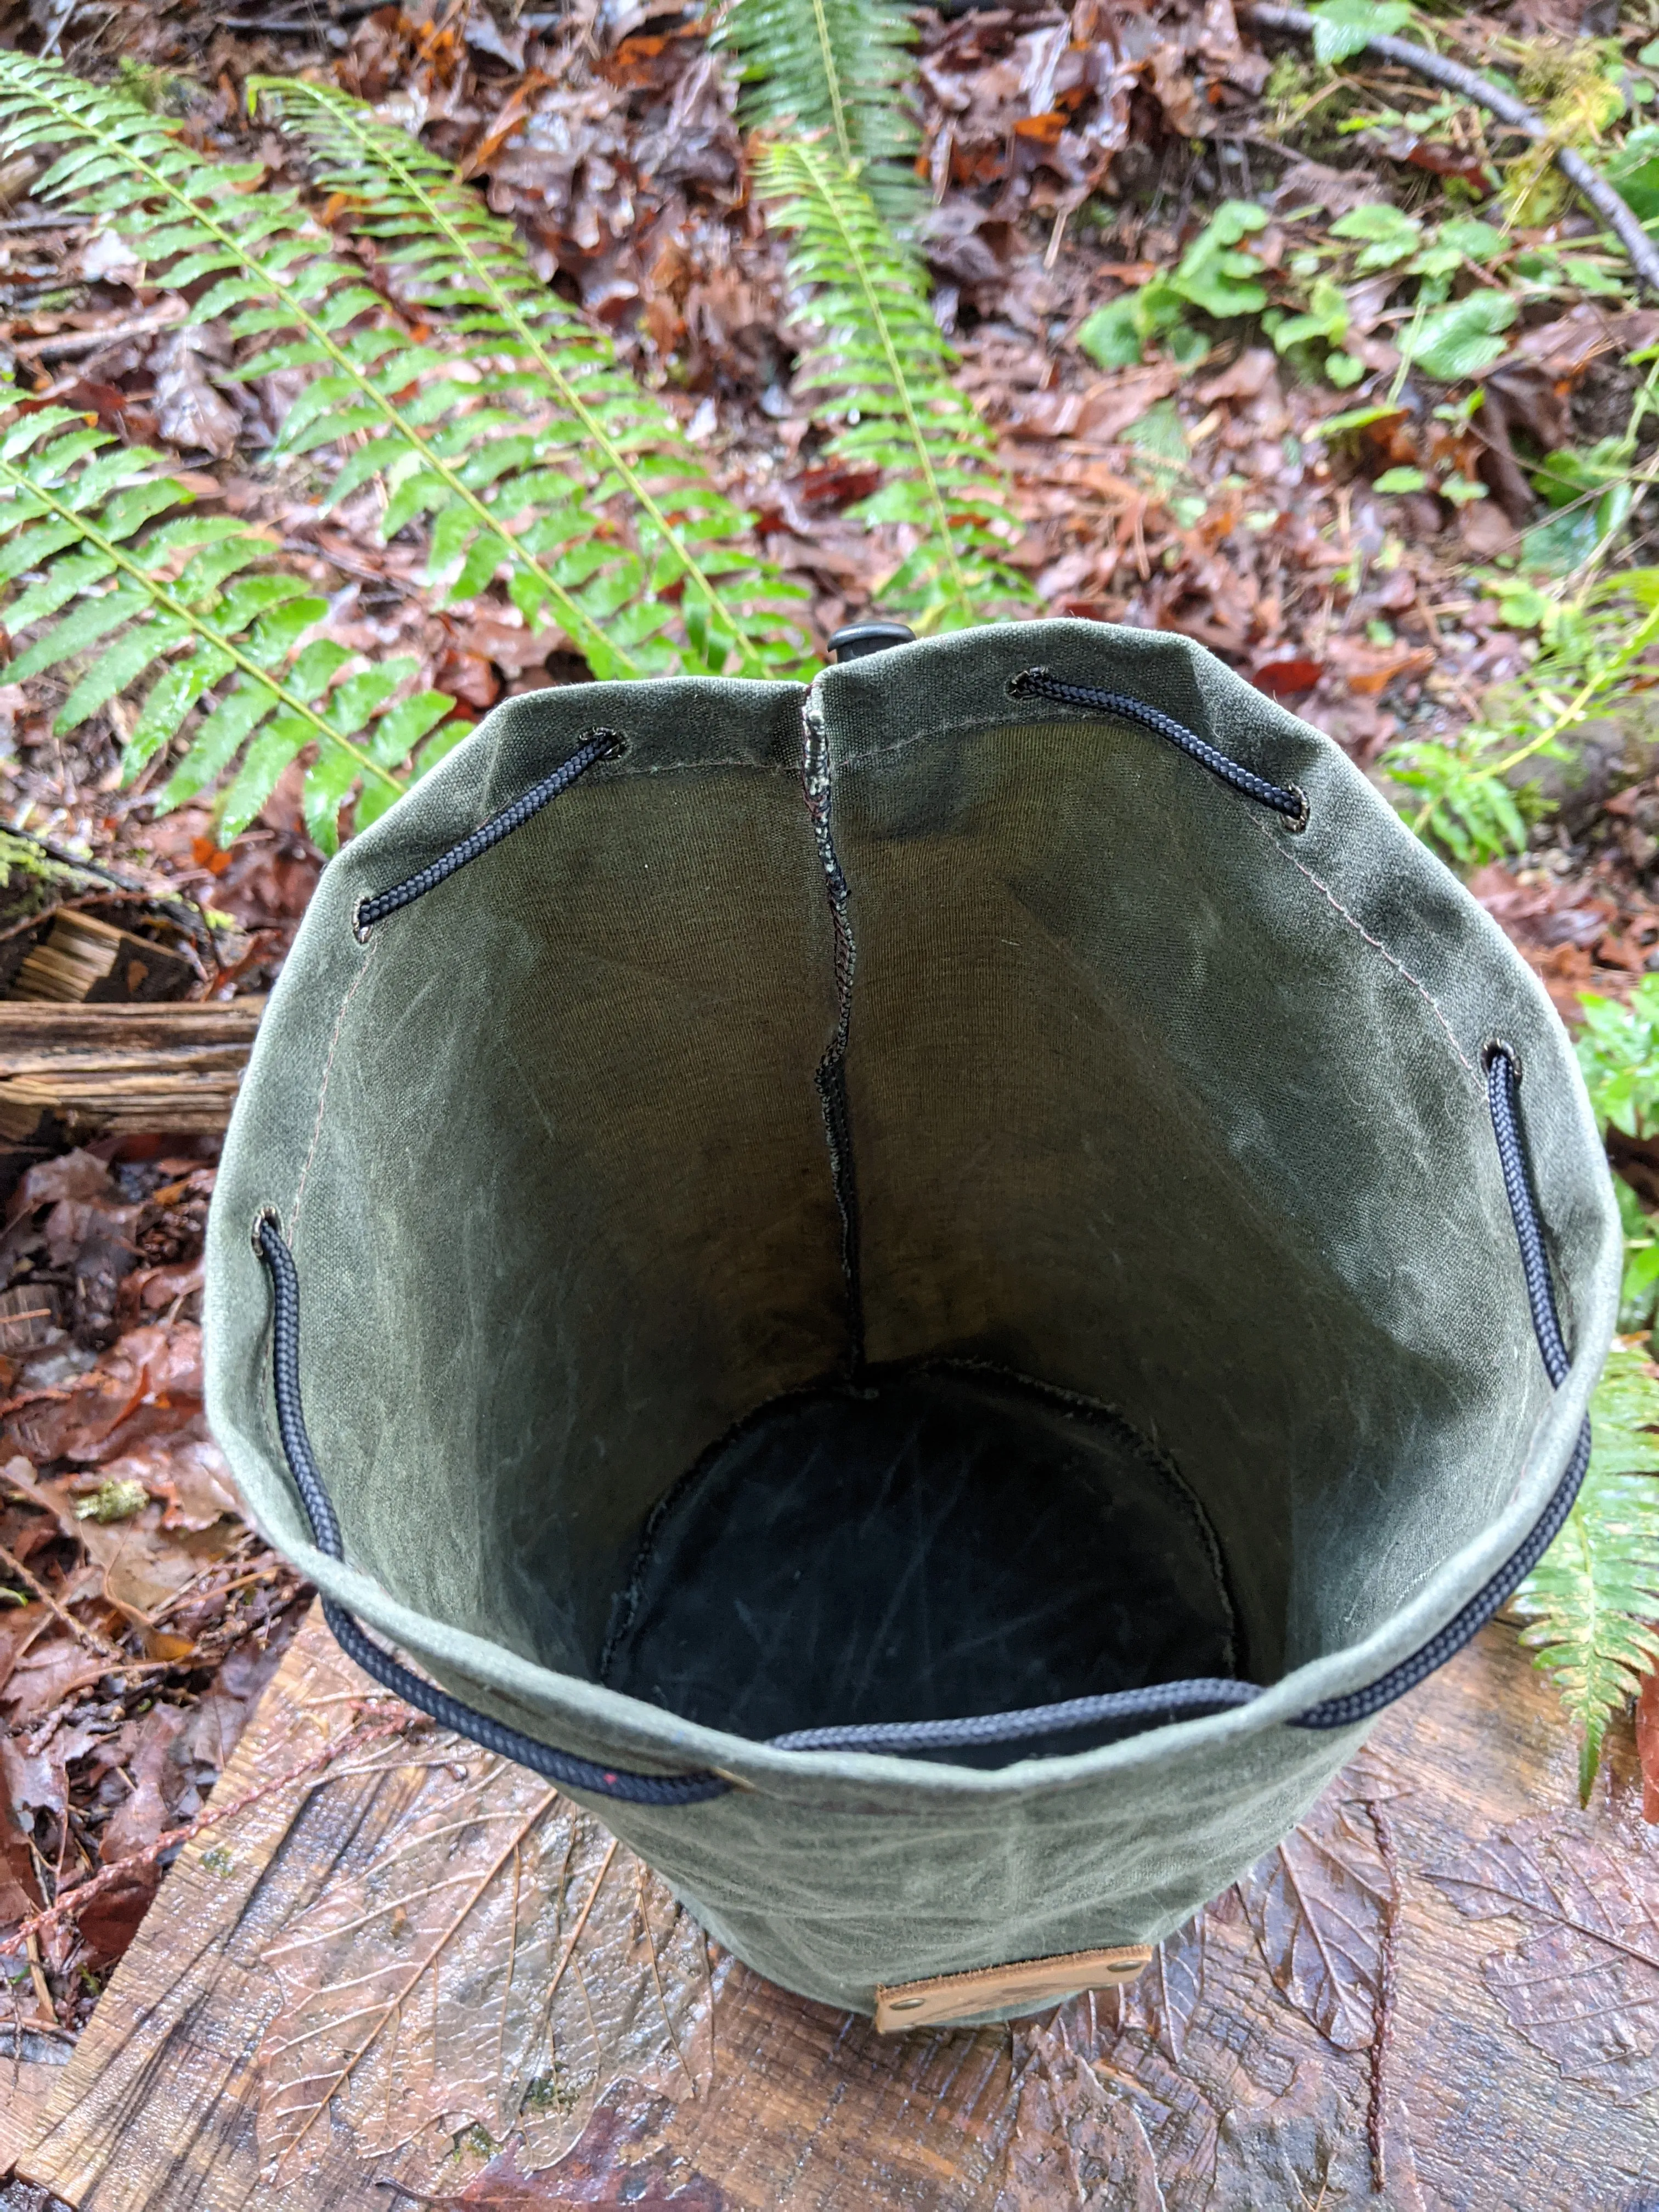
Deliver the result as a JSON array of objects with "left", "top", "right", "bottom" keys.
[
  {"left": 1239, "top": 1789, "right": 1392, "bottom": 2051},
  {"left": 1426, "top": 1822, "right": 1659, "bottom": 2102},
  {"left": 256, "top": 1751, "right": 719, "bottom": 2187},
  {"left": 151, "top": 326, "right": 241, "bottom": 460},
  {"left": 1251, "top": 658, "right": 1324, "bottom": 700},
  {"left": 1118, "top": 1911, "right": 1205, "bottom": 2067}
]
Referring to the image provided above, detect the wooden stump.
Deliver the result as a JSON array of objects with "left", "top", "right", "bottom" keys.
[{"left": 9, "top": 1604, "right": 1658, "bottom": 2211}]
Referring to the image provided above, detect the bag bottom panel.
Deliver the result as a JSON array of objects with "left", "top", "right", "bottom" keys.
[{"left": 599, "top": 1363, "right": 1238, "bottom": 1766}]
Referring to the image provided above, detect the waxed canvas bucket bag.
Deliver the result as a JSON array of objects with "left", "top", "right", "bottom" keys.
[{"left": 205, "top": 617, "right": 1620, "bottom": 2027}]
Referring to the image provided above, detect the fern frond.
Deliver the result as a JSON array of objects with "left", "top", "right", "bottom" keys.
[
  {"left": 0, "top": 55, "right": 805, "bottom": 681},
  {"left": 255, "top": 77, "right": 813, "bottom": 681},
  {"left": 1513, "top": 1346, "right": 1659, "bottom": 1803},
  {"left": 0, "top": 409, "right": 461, "bottom": 850},
  {"left": 756, "top": 138, "right": 1032, "bottom": 634},
  {"left": 721, "top": 0, "right": 919, "bottom": 218}
]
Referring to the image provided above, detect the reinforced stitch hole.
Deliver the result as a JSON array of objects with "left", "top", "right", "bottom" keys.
[
  {"left": 1006, "top": 668, "right": 1306, "bottom": 827},
  {"left": 354, "top": 729, "right": 626, "bottom": 936},
  {"left": 1482, "top": 1036, "right": 1522, "bottom": 1084}
]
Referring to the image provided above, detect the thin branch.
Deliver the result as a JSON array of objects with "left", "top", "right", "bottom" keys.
[
  {"left": 1244, "top": 5, "right": 1659, "bottom": 301},
  {"left": 1367, "top": 1799, "right": 1403, "bottom": 2197},
  {"left": 13, "top": 302, "right": 185, "bottom": 358},
  {"left": 0, "top": 1540, "right": 120, "bottom": 1658}
]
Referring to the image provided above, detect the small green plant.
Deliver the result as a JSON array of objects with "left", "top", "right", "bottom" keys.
[
  {"left": 1305, "top": 0, "right": 1412, "bottom": 65},
  {"left": 1577, "top": 974, "right": 1659, "bottom": 1141},
  {"left": 1383, "top": 570, "right": 1659, "bottom": 865},
  {"left": 1572, "top": 979, "right": 1659, "bottom": 1329},
  {"left": 1398, "top": 291, "right": 1517, "bottom": 380},
  {"left": 1077, "top": 194, "right": 1542, "bottom": 394},
  {"left": 1077, "top": 202, "right": 1270, "bottom": 373},
  {"left": 1513, "top": 1346, "right": 1659, "bottom": 1803}
]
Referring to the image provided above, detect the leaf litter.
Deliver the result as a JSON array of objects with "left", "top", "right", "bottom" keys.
[{"left": 0, "top": 1139, "right": 309, "bottom": 2033}]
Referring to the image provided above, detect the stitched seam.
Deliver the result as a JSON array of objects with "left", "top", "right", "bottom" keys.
[
  {"left": 290, "top": 935, "right": 380, "bottom": 1237},
  {"left": 1253, "top": 820, "right": 1476, "bottom": 1082}
]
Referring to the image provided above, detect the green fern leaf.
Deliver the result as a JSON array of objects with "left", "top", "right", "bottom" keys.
[
  {"left": 721, "top": 0, "right": 920, "bottom": 219},
  {"left": 0, "top": 410, "right": 462, "bottom": 850},
  {"left": 755, "top": 138, "right": 1032, "bottom": 634},
  {"left": 252, "top": 76, "right": 812, "bottom": 681},
  {"left": 0, "top": 54, "right": 811, "bottom": 682},
  {"left": 1513, "top": 1346, "right": 1659, "bottom": 1803}
]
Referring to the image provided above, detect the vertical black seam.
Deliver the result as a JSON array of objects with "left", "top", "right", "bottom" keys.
[{"left": 803, "top": 694, "right": 866, "bottom": 1375}]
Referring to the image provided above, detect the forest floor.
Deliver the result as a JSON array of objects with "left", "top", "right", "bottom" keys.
[{"left": 1, "top": 0, "right": 1658, "bottom": 2201}]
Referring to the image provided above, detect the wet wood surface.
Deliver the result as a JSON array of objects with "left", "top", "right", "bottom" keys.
[
  {"left": 0, "top": 999, "right": 262, "bottom": 1142},
  {"left": 8, "top": 1600, "right": 1659, "bottom": 2211}
]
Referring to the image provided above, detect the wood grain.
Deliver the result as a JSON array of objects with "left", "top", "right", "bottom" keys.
[
  {"left": 10, "top": 1604, "right": 1659, "bottom": 2211},
  {"left": 0, "top": 1000, "right": 262, "bottom": 1141}
]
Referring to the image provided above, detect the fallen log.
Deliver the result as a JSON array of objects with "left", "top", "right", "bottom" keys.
[{"left": 0, "top": 999, "right": 264, "bottom": 1142}]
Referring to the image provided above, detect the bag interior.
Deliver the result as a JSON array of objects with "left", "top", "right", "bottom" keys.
[{"left": 285, "top": 704, "right": 1551, "bottom": 1762}]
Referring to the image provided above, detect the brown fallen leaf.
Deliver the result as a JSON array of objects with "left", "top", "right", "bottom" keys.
[
  {"left": 1322, "top": 639, "right": 1436, "bottom": 699},
  {"left": 151, "top": 325, "right": 241, "bottom": 459},
  {"left": 257, "top": 1750, "right": 721, "bottom": 2189},
  {"left": 3, "top": 1321, "right": 205, "bottom": 1467},
  {"left": 0, "top": 1602, "right": 49, "bottom": 1702},
  {"left": 1, "top": 1624, "right": 97, "bottom": 1729},
  {"left": 1195, "top": 348, "right": 1277, "bottom": 405},
  {"left": 1239, "top": 1787, "right": 1393, "bottom": 2051},
  {"left": 95, "top": 1433, "right": 240, "bottom": 1531},
  {"left": 1118, "top": 1910, "right": 1205, "bottom": 2067},
  {"left": 5, "top": 1457, "right": 224, "bottom": 1622},
  {"left": 0, "top": 1733, "right": 54, "bottom": 1927},
  {"left": 1426, "top": 1822, "right": 1659, "bottom": 2103},
  {"left": 1251, "top": 658, "right": 1323, "bottom": 701}
]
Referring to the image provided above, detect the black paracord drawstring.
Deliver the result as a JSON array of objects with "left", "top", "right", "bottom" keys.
[
  {"left": 353, "top": 730, "right": 623, "bottom": 936},
  {"left": 258, "top": 1042, "right": 1585, "bottom": 1765},
  {"left": 770, "top": 1678, "right": 1259, "bottom": 1753},
  {"left": 1007, "top": 668, "right": 1308, "bottom": 827},
  {"left": 1290, "top": 1045, "right": 1588, "bottom": 1730},
  {"left": 256, "top": 1217, "right": 730, "bottom": 1805}
]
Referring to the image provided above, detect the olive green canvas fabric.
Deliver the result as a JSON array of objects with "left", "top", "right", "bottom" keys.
[{"left": 205, "top": 619, "right": 1620, "bottom": 2019}]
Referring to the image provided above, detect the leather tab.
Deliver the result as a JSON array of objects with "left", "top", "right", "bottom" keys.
[{"left": 874, "top": 1943, "right": 1153, "bottom": 2032}]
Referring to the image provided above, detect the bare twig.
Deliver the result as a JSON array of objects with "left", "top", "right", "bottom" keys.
[
  {"left": 0, "top": 1539, "right": 120, "bottom": 1659},
  {"left": 1245, "top": 4, "right": 1659, "bottom": 302},
  {"left": 12, "top": 302, "right": 185, "bottom": 359},
  {"left": 1366, "top": 1800, "right": 1403, "bottom": 2196}
]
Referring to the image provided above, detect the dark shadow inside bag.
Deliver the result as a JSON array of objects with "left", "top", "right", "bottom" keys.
[{"left": 599, "top": 1365, "right": 1238, "bottom": 1764}]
